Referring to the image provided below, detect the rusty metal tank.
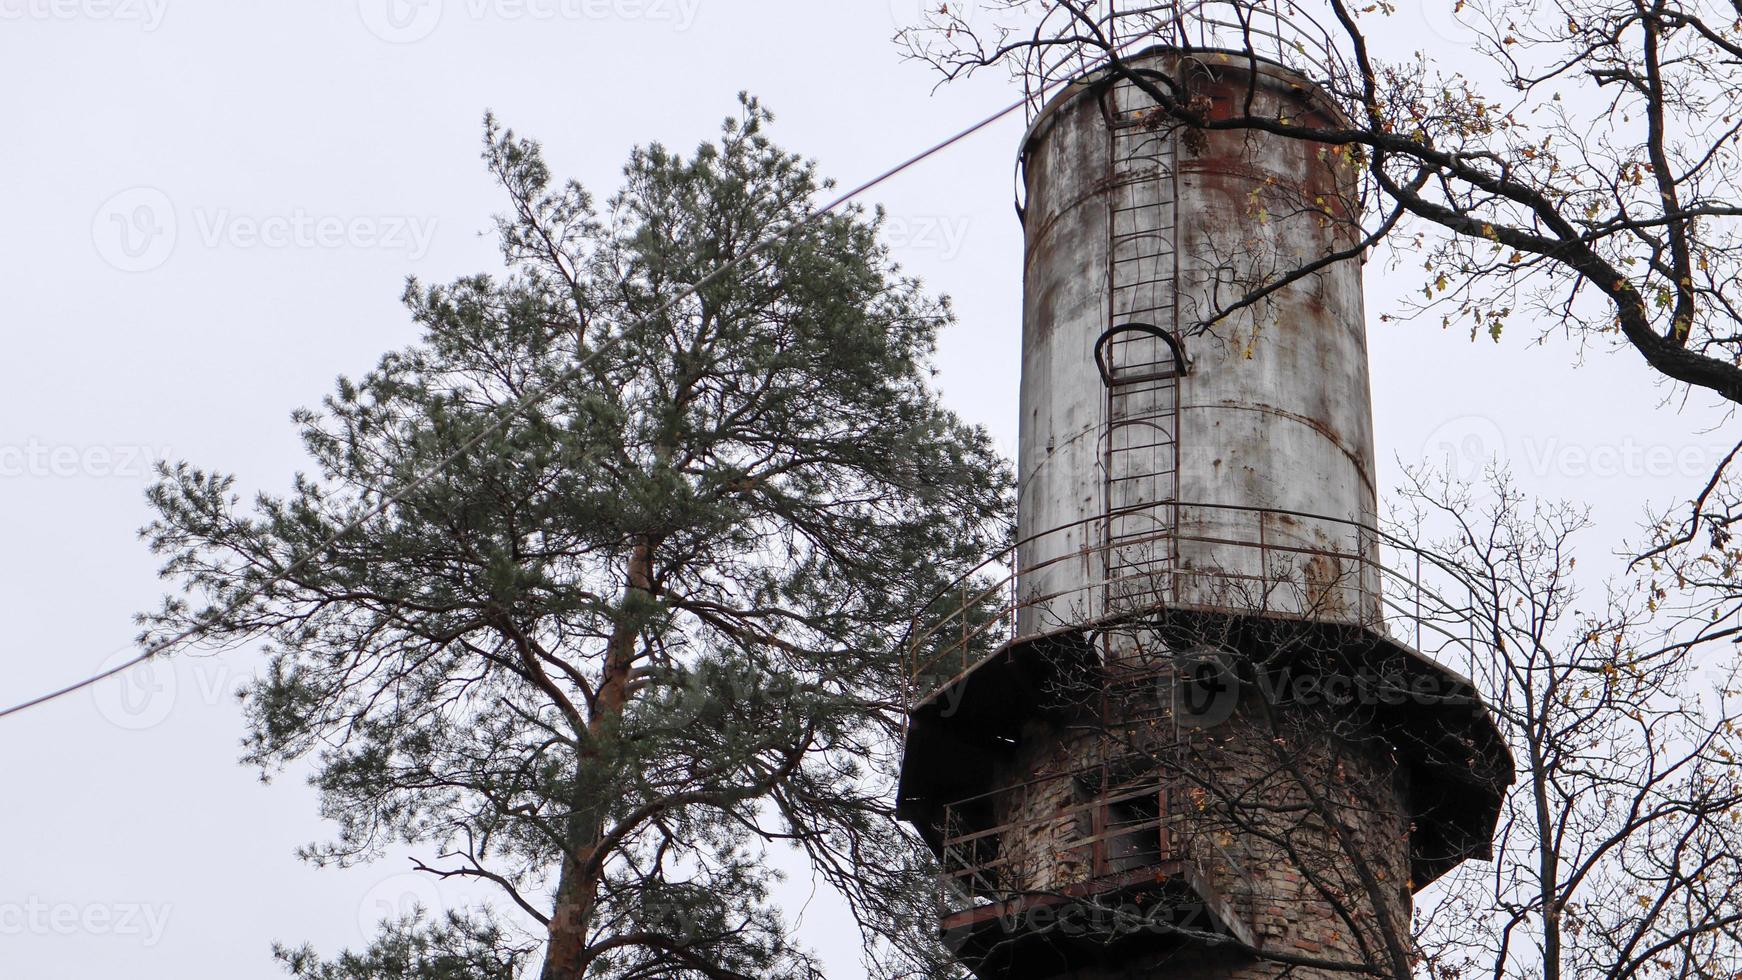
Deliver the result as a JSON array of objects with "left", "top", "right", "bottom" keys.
[{"left": 1015, "top": 46, "right": 1380, "bottom": 640}]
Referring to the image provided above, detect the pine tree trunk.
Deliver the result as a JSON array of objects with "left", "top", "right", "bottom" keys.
[{"left": 541, "top": 537, "right": 655, "bottom": 980}]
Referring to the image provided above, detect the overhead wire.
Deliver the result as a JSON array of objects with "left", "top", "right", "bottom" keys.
[{"left": 0, "top": 76, "right": 1075, "bottom": 722}]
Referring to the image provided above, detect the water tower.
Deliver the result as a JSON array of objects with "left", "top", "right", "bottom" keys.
[{"left": 897, "top": 6, "right": 1513, "bottom": 979}]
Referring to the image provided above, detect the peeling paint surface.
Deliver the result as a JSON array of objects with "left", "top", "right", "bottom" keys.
[{"left": 1017, "top": 50, "right": 1379, "bottom": 635}]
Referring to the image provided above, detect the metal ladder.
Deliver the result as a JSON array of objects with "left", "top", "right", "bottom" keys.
[{"left": 1102, "top": 77, "right": 1183, "bottom": 621}]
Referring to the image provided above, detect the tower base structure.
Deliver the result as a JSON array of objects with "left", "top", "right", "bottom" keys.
[{"left": 899, "top": 607, "right": 1511, "bottom": 980}]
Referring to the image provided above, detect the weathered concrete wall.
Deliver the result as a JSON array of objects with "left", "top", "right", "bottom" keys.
[
  {"left": 1017, "top": 77, "right": 1117, "bottom": 636},
  {"left": 1015, "top": 50, "right": 1380, "bottom": 638}
]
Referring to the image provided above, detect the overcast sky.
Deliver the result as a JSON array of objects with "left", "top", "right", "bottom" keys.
[{"left": 0, "top": 3, "right": 1732, "bottom": 978}]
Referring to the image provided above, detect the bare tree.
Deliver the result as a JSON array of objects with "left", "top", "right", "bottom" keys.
[
  {"left": 898, "top": 3, "right": 1742, "bottom": 652},
  {"left": 902, "top": 0, "right": 1742, "bottom": 407},
  {"left": 1403, "top": 469, "right": 1742, "bottom": 980},
  {"left": 904, "top": 468, "right": 1742, "bottom": 980}
]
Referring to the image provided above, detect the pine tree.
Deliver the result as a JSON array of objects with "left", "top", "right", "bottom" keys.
[{"left": 140, "top": 96, "right": 1011, "bottom": 980}]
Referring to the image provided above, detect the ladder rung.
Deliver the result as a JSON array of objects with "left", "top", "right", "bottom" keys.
[
  {"left": 1109, "top": 440, "right": 1176, "bottom": 453},
  {"left": 1111, "top": 203, "right": 1176, "bottom": 217},
  {"left": 1108, "top": 411, "right": 1179, "bottom": 426},
  {"left": 1111, "top": 444, "right": 1176, "bottom": 458}
]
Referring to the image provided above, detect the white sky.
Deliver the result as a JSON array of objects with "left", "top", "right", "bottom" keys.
[{"left": 0, "top": 2, "right": 1732, "bottom": 978}]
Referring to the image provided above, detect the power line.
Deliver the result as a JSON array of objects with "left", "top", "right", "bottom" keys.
[{"left": 0, "top": 87, "right": 1043, "bottom": 723}]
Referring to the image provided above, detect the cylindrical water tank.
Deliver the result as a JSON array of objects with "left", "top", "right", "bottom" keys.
[{"left": 1015, "top": 46, "right": 1379, "bottom": 640}]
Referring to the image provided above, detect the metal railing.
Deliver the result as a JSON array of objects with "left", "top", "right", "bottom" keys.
[
  {"left": 939, "top": 767, "right": 1170, "bottom": 919},
  {"left": 1156, "top": 0, "right": 1348, "bottom": 85},
  {"left": 1022, "top": 0, "right": 1353, "bottom": 118},
  {"left": 904, "top": 501, "right": 1493, "bottom": 711}
]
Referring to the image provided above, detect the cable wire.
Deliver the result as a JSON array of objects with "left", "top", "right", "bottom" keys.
[{"left": 0, "top": 88, "right": 1044, "bottom": 722}]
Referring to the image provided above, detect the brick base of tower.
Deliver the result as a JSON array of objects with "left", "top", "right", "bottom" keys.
[
  {"left": 942, "top": 670, "right": 1414, "bottom": 979},
  {"left": 1166, "top": 683, "right": 1417, "bottom": 980},
  {"left": 898, "top": 613, "right": 1504, "bottom": 980}
]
